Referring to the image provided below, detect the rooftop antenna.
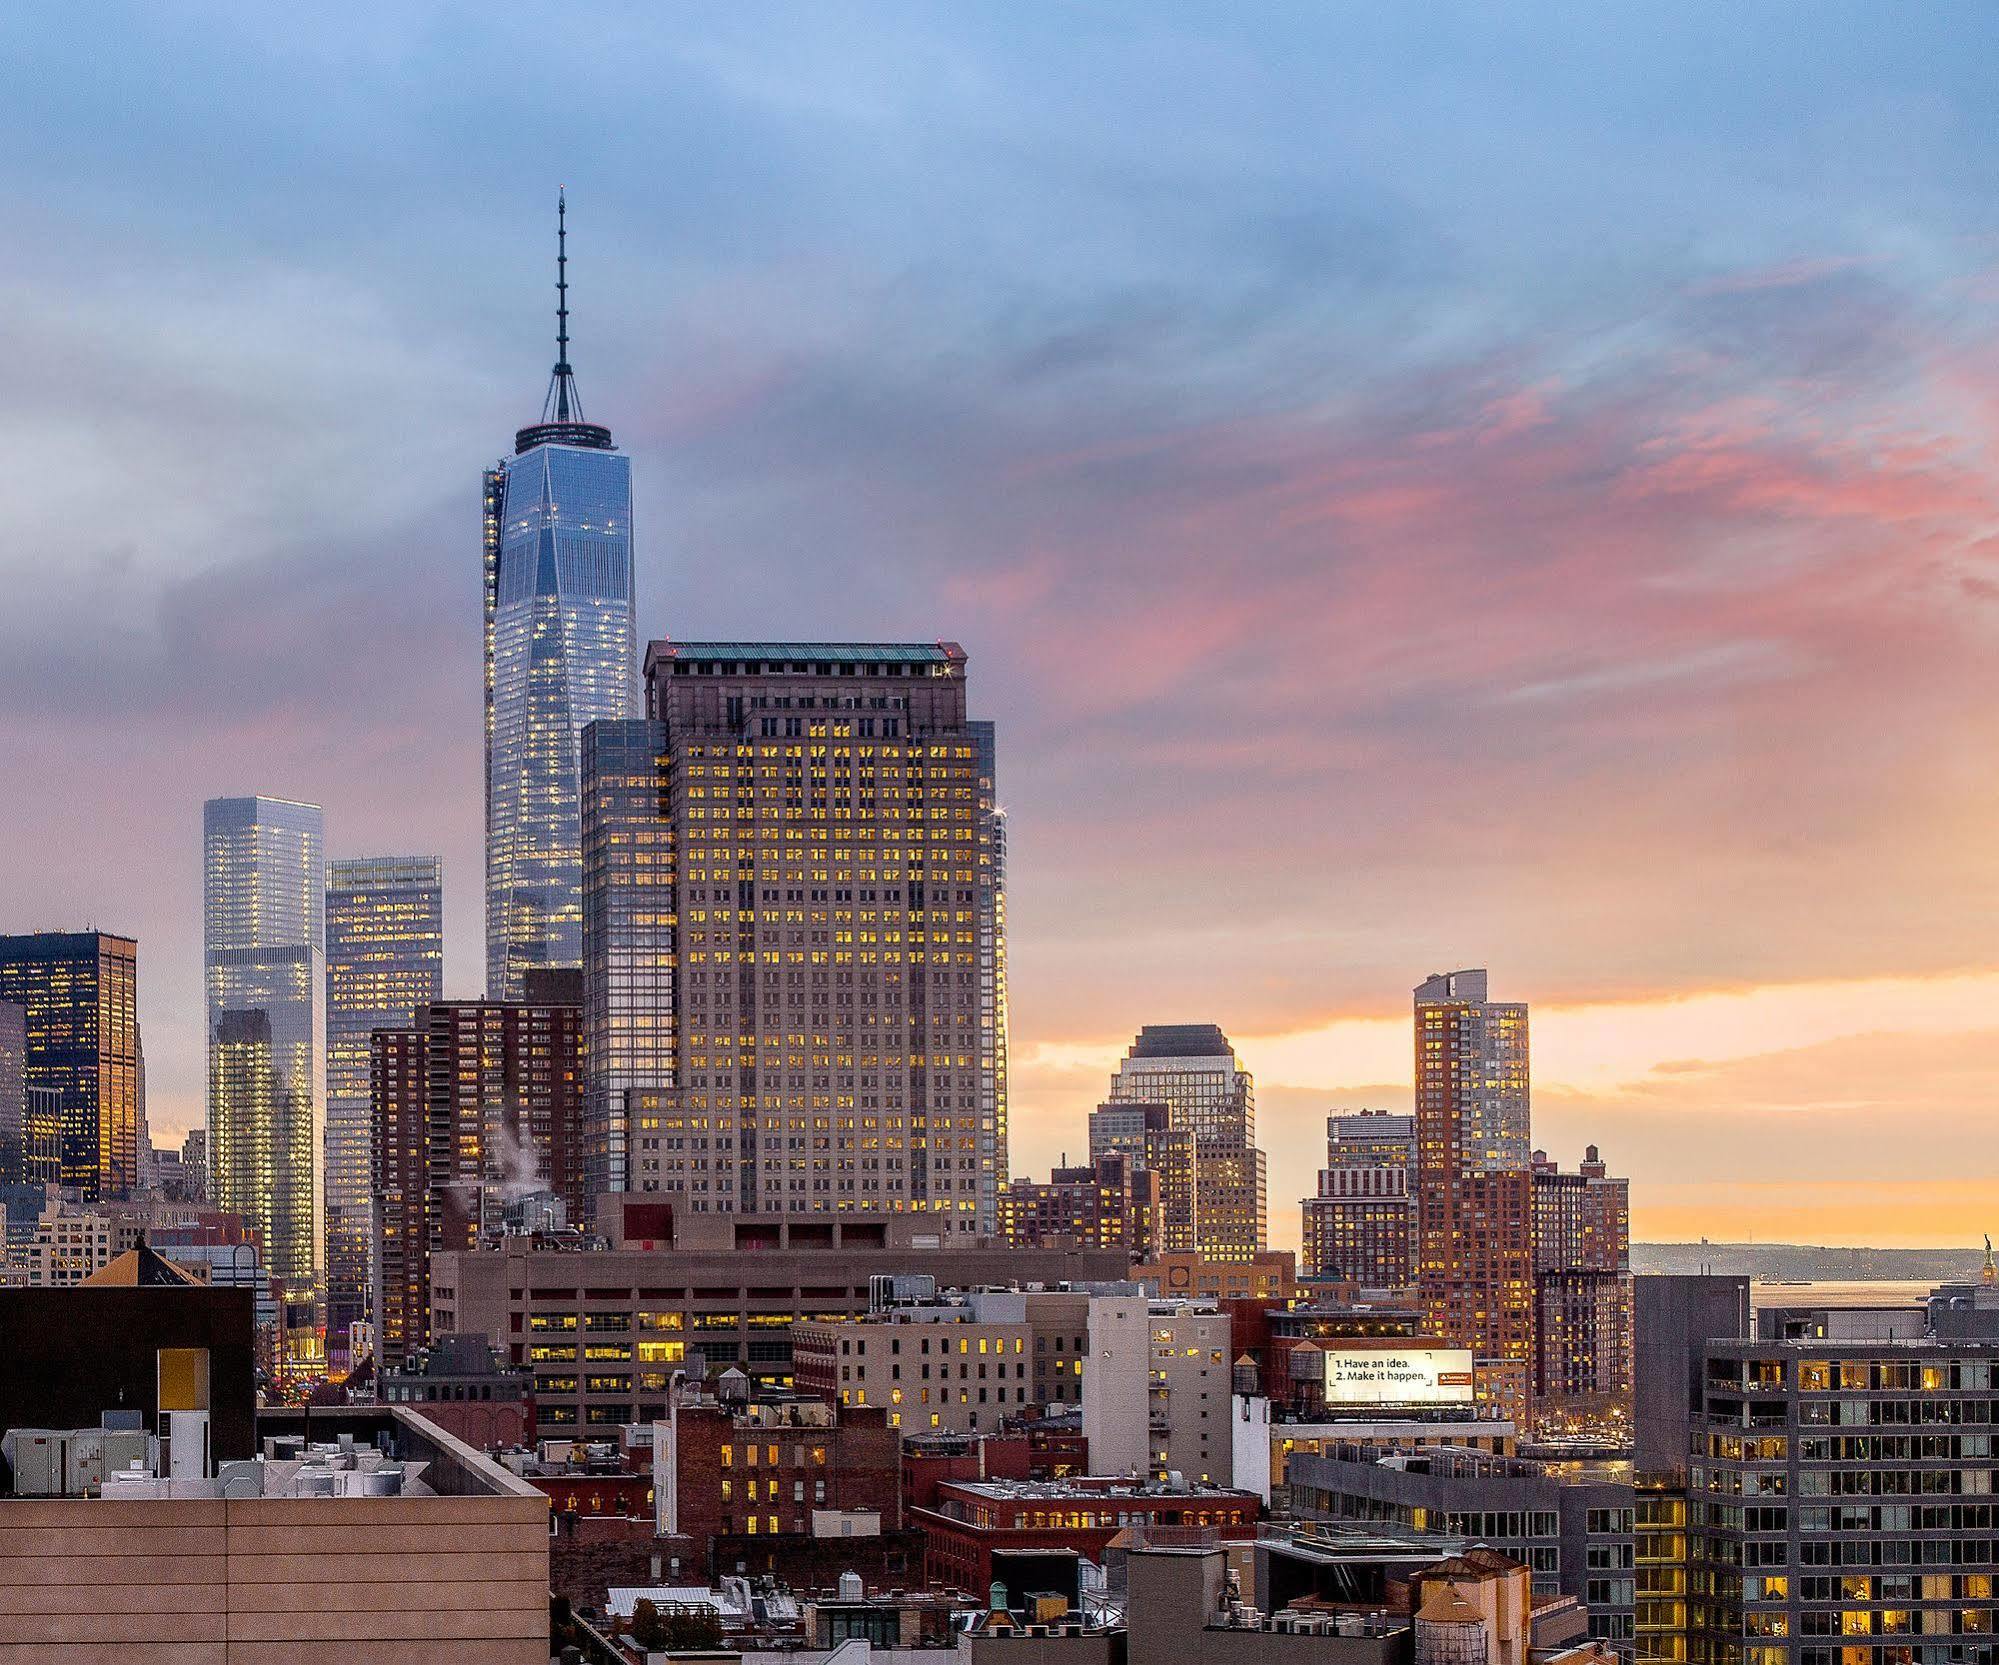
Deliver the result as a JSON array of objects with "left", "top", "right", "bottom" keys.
[{"left": 544, "top": 186, "right": 581, "bottom": 424}]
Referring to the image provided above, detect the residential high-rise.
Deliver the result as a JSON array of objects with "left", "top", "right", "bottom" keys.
[
  {"left": 485, "top": 192, "right": 638, "bottom": 1001},
  {"left": 370, "top": 978, "right": 583, "bottom": 1370},
  {"left": 580, "top": 641, "right": 1005, "bottom": 1230},
  {"left": 203, "top": 795, "right": 324, "bottom": 1295},
  {"left": 1302, "top": 1109, "right": 1416, "bottom": 1288},
  {"left": 1531, "top": 1144, "right": 1632, "bottom": 1406},
  {"left": 1413, "top": 970, "right": 1534, "bottom": 1369},
  {"left": 324, "top": 856, "right": 443, "bottom": 1363},
  {"left": 0, "top": 931, "right": 142, "bottom": 1199},
  {"left": 1105, "top": 1024, "right": 1266, "bottom": 1260},
  {"left": 1087, "top": 1100, "right": 1197, "bottom": 1253}
]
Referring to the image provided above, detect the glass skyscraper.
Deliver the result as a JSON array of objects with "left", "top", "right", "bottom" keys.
[
  {"left": 203, "top": 795, "right": 324, "bottom": 1295},
  {"left": 323, "top": 855, "right": 442, "bottom": 1366},
  {"left": 0, "top": 931, "right": 141, "bottom": 1199},
  {"left": 485, "top": 193, "right": 638, "bottom": 1001}
]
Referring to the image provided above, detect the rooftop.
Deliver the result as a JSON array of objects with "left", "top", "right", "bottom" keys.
[{"left": 646, "top": 640, "right": 965, "bottom": 666}]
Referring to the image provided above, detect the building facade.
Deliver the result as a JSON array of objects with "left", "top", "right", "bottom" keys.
[
  {"left": 0, "top": 1000, "right": 22, "bottom": 1185},
  {"left": 203, "top": 796, "right": 324, "bottom": 1294},
  {"left": 1684, "top": 1337, "right": 1999, "bottom": 1665},
  {"left": 1531, "top": 1146, "right": 1633, "bottom": 1407},
  {"left": 430, "top": 1213, "right": 1126, "bottom": 1432},
  {"left": 1083, "top": 1295, "right": 1236, "bottom": 1484},
  {"left": 1303, "top": 1110, "right": 1416, "bottom": 1289},
  {"left": 1106, "top": 1026, "right": 1266, "bottom": 1260},
  {"left": 370, "top": 983, "right": 583, "bottom": 1370},
  {"left": 1003, "top": 1151, "right": 1157, "bottom": 1257},
  {"left": 1088, "top": 1100, "right": 1196, "bottom": 1254},
  {"left": 485, "top": 197, "right": 638, "bottom": 1001},
  {"left": 324, "top": 855, "right": 443, "bottom": 1365},
  {"left": 581, "top": 640, "right": 1006, "bottom": 1232},
  {"left": 0, "top": 932, "right": 142, "bottom": 1200},
  {"left": 1413, "top": 971, "right": 1534, "bottom": 1370},
  {"left": 579, "top": 718, "right": 675, "bottom": 1215}
]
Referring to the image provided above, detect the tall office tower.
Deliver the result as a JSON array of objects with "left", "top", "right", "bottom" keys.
[
  {"left": 0, "top": 932, "right": 142, "bottom": 1199},
  {"left": 1105, "top": 1024, "right": 1266, "bottom": 1260},
  {"left": 1087, "top": 1100, "right": 1197, "bottom": 1253},
  {"left": 370, "top": 983, "right": 583, "bottom": 1370},
  {"left": 203, "top": 795, "right": 324, "bottom": 1294},
  {"left": 580, "top": 719, "right": 674, "bottom": 1215},
  {"left": 323, "top": 856, "right": 444, "bottom": 1362},
  {"left": 969, "top": 720, "right": 1009, "bottom": 1236},
  {"left": 1301, "top": 1109, "right": 1416, "bottom": 1287},
  {"left": 1531, "top": 1144, "right": 1633, "bottom": 1406},
  {"left": 485, "top": 192, "right": 638, "bottom": 1001},
  {"left": 0, "top": 1001, "right": 22, "bottom": 1183},
  {"left": 580, "top": 640, "right": 1005, "bottom": 1229},
  {"left": 1413, "top": 969, "right": 1534, "bottom": 1369}
]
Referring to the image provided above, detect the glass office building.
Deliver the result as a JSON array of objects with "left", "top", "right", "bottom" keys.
[
  {"left": 324, "top": 855, "right": 442, "bottom": 1365},
  {"left": 203, "top": 795, "right": 324, "bottom": 1295},
  {"left": 0, "top": 931, "right": 141, "bottom": 1199},
  {"left": 484, "top": 195, "right": 638, "bottom": 1000}
]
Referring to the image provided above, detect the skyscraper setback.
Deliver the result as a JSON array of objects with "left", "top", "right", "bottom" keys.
[
  {"left": 1412, "top": 968, "right": 1534, "bottom": 1368},
  {"left": 485, "top": 192, "right": 638, "bottom": 1001},
  {"left": 203, "top": 795, "right": 324, "bottom": 1295},
  {"left": 324, "top": 856, "right": 443, "bottom": 1362},
  {"left": 579, "top": 641, "right": 1007, "bottom": 1229},
  {"left": 1105, "top": 1024, "right": 1266, "bottom": 1260}
]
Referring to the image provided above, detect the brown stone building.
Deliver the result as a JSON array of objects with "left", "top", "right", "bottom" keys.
[
  {"left": 1002, "top": 1151, "right": 1155, "bottom": 1257},
  {"left": 582, "top": 640, "right": 1008, "bottom": 1235},
  {"left": 431, "top": 1207, "right": 1127, "bottom": 1431},
  {"left": 1529, "top": 1145, "right": 1632, "bottom": 1406},
  {"left": 371, "top": 976, "right": 584, "bottom": 1370}
]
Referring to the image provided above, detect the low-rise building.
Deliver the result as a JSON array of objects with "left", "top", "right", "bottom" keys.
[
  {"left": 1289, "top": 1443, "right": 1636, "bottom": 1655},
  {"left": 432, "top": 1211, "right": 1127, "bottom": 1432},
  {"left": 915, "top": 1475, "right": 1261, "bottom": 1592},
  {"left": 1135, "top": 1251, "right": 1298, "bottom": 1304},
  {"left": 1084, "top": 1294, "right": 1236, "bottom": 1483}
]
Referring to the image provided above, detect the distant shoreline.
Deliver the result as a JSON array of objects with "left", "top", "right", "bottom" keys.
[{"left": 1635, "top": 1242, "right": 1985, "bottom": 1280}]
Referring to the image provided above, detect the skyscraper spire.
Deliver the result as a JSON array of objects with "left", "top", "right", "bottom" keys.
[
  {"left": 546, "top": 187, "right": 579, "bottom": 425},
  {"left": 517, "top": 187, "right": 613, "bottom": 454}
]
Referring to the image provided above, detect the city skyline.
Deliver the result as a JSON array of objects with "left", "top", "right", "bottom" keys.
[{"left": 6, "top": 8, "right": 1999, "bottom": 1247}]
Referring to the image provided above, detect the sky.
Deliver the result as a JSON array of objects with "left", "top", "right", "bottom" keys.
[{"left": 2, "top": 5, "right": 1997, "bottom": 1250}]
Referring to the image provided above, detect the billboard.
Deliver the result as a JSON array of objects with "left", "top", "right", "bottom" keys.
[{"left": 1321, "top": 1346, "right": 1476, "bottom": 1406}]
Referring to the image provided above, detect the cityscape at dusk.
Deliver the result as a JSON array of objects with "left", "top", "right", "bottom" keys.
[
  {"left": 5, "top": 8, "right": 1998, "bottom": 1250},
  {"left": 0, "top": 8, "right": 1996, "bottom": 1660}
]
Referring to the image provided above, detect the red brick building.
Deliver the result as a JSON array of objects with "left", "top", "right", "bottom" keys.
[
  {"left": 661, "top": 1395, "right": 901, "bottom": 1544},
  {"left": 912, "top": 1476, "right": 1259, "bottom": 1592},
  {"left": 370, "top": 983, "right": 584, "bottom": 1371},
  {"left": 1002, "top": 1152, "right": 1158, "bottom": 1257}
]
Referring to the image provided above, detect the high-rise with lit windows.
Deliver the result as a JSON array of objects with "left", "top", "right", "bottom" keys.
[
  {"left": 1302, "top": 1109, "right": 1415, "bottom": 1288},
  {"left": 580, "top": 640, "right": 1005, "bottom": 1231},
  {"left": 1105, "top": 1024, "right": 1266, "bottom": 1260},
  {"left": 485, "top": 192, "right": 638, "bottom": 1001},
  {"left": 324, "top": 855, "right": 443, "bottom": 1363},
  {"left": 203, "top": 794, "right": 324, "bottom": 1294},
  {"left": 0, "top": 932, "right": 140, "bottom": 1199},
  {"left": 1413, "top": 969, "right": 1534, "bottom": 1369}
]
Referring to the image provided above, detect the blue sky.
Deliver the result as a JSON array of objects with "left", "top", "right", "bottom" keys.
[{"left": 5, "top": 6, "right": 1999, "bottom": 1244}]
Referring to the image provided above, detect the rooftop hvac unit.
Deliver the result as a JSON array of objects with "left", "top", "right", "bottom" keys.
[
  {"left": 5, "top": 1431, "right": 66, "bottom": 1496},
  {"left": 65, "top": 1430, "right": 105, "bottom": 1495},
  {"left": 216, "top": 1460, "right": 262, "bottom": 1499}
]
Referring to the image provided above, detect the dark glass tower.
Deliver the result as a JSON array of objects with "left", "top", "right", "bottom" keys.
[
  {"left": 0, "top": 932, "right": 140, "bottom": 1199},
  {"left": 485, "top": 192, "right": 638, "bottom": 1000}
]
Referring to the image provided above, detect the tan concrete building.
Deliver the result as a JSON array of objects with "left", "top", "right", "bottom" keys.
[
  {"left": 0, "top": 1406, "right": 547, "bottom": 1662},
  {"left": 1083, "top": 1295, "right": 1235, "bottom": 1483}
]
